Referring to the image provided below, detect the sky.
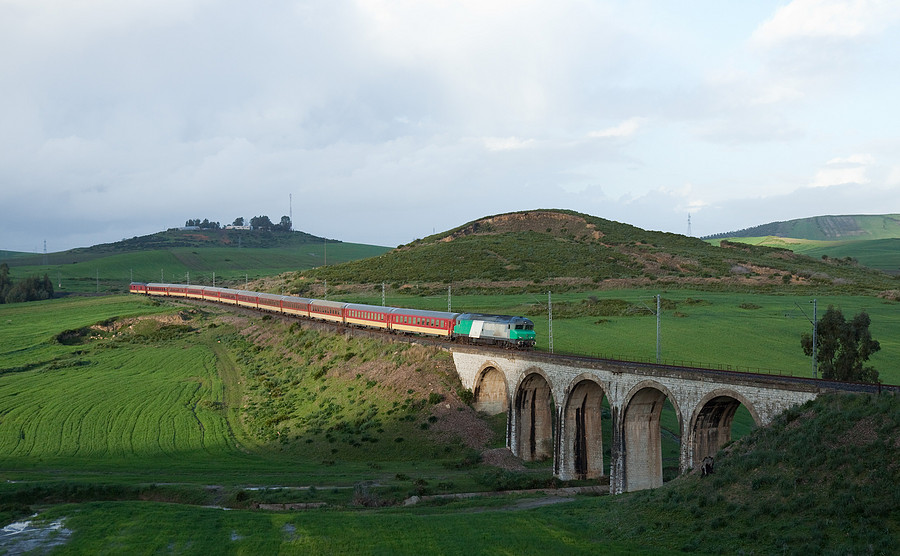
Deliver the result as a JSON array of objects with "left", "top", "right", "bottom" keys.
[{"left": 1, "top": 0, "right": 899, "bottom": 253}]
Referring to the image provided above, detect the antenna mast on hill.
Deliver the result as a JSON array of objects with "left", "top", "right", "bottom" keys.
[
  {"left": 687, "top": 214, "right": 692, "bottom": 237},
  {"left": 289, "top": 194, "right": 293, "bottom": 231}
]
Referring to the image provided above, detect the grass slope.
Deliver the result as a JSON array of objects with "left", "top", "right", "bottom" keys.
[
  {"left": 293, "top": 209, "right": 897, "bottom": 294},
  {"left": 590, "top": 392, "right": 900, "bottom": 554}
]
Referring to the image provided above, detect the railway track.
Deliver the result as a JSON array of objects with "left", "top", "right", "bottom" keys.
[{"left": 174, "top": 297, "right": 898, "bottom": 395}]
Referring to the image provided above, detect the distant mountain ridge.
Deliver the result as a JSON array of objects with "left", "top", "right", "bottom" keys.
[{"left": 705, "top": 214, "right": 900, "bottom": 241}]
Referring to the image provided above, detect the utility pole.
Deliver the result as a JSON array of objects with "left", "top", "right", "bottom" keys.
[
  {"left": 548, "top": 291, "right": 554, "bottom": 354},
  {"left": 187, "top": 271, "right": 190, "bottom": 286},
  {"left": 796, "top": 299, "right": 819, "bottom": 379},
  {"left": 656, "top": 294, "right": 661, "bottom": 364},
  {"left": 811, "top": 299, "right": 818, "bottom": 379},
  {"left": 161, "top": 269, "right": 164, "bottom": 282},
  {"left": 448, "top": 285, "right": 452, "bottom": 312},
  {"left": 96, "top": 268, "right": 99, "bottom": 293},
  {"left": 382, "top": 282, "right": 385, "bottom": 306},
  {"left": 324, "top": 279, "right": 327, "bottom": 300},
  {"left": 213, "top": 272, "right": 216, "bottom": 287}
]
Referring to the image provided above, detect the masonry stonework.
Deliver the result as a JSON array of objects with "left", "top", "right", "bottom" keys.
[{"left": 451, "top": 347, "right": 820, "bottom": 494}]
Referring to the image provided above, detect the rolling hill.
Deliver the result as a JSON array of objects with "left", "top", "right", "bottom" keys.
[
  {"left": 0, "top": 228, "right": 390, "bottom": 293},
  {"left": 705, "top": 214, "right": 900, "bottom": 241},
  {"left": 292, "top": 209, "right": 897, "bottom": 294},
  {"left": 704, "top": 214, "right": 900, "bottom": 276}
]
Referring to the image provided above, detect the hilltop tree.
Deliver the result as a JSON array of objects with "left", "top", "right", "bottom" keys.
[
  {"left": 233, "top": 217, "right": 245, "bottom": 226},
  {"left": 250, "top": 215, "right": 274, "bottom": 230},
  {"left": 801, "top": 306, "right": 880, "bottom": 383},
  {"left": 278, "top": 215, "right": 292, "bottom": 231}
]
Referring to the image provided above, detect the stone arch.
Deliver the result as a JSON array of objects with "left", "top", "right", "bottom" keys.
[
  {"left": 514, "top": 370, "right": 554, "bottom": 461},
  {"left": 472, "top": 365, "right": 508, "bottom": 416},
  {"left": 621, "top": 381, "right": 682, "bottom": 492},
  {"left": 561, "top": 376, "right": 607, "bottom": 480},
  {"left": 689, "top": 389, "right": 761, "bottom": 467}
]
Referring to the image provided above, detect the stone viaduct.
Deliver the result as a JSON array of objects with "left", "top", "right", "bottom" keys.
[{"left": 450, "top": 346, "right": 827, "bottom": 495}]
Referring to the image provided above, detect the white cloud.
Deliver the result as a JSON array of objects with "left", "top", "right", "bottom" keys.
[
  {"left": 480, "top": 136, "right": 536, "bottom": 152},
  {"left": 588, "top": 118, "right": 647, "bottom": 139},
  {"left": 752, "top": 0, "right": 900, "bottom": 46},
  {"left": 809, "top": 153, "right": 874, "bottom": 188}
]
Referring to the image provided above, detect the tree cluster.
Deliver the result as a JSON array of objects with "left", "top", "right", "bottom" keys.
[
  {"left": 248, "top": 215, "right": 292, "bottom": 231},
  {"left": 801, "top": 306, "right": 880, "bottom": 383},
  {"left": 0, "top": 263, "right": 54, "bottom": 304},
  {"left": 184, "top": 219, "right": 221, "bottom": 229},
  {"left": 184, "top": 216, "right": 293, "bottom": 231}
]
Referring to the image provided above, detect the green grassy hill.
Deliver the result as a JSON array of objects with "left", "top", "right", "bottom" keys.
[
  {"left": 579, "top": 391, "right": 900, "bottom": 554},
  {"left": 1, "top": 228, "right": 390, "bottom": 293},
  {"left": 717, "top": 236, "right": 900, "bottom": 276},
  {"left": 703, "top": 214, "right": 900, "bottom": 276},
  {"left": 291, "top": 209, "right": 897, "bottom": 294},
  {"left": 706, "top": 214, "right": 900, "bottom": 241}
]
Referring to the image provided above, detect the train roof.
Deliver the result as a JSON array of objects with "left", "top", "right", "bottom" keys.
[
  {"left": 278, "top": 294, "right": 313, "bottom": 304},
  {"left": 309, "top": 299, "right": 346, "bottom": 309},
  {"left": 456, "top": 313, "right": 534, "bottom": 324},
  {"left": 344, "top": 303, "right": 395, "bottom": 313},
  {"left": 391, "top": 307, "right": 459, "bottom": 319}
]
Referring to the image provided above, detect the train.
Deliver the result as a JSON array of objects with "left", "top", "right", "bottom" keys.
[{"left": 129, "top": 282, "right": 537, "bottom": 348}]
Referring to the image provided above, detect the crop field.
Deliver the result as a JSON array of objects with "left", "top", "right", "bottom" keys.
[{"left": 0, "top": 297, "right": 557, "bottom": 493}]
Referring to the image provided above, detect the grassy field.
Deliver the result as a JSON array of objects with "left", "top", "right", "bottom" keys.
[
  {"left": 338, "top": 288, "right": 900, "bottom": 385},
  {"left": 0, "top": 297, "right": 556, "bottom": 498}
]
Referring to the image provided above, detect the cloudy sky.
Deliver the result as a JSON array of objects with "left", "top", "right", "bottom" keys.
[{"left": 2, "top": 0, "right": 899, "bottom": 253}]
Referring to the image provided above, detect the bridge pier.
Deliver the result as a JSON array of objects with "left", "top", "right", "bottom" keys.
[{"left": 451, "top": 348, "right": 819, "bottom": 495}]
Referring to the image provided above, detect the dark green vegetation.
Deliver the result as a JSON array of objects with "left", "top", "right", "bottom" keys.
[
  {"left": 0, "top": 263, "right": 54, "bottom": 304},
  {"left": 292, "top": 210, "right": 897, "bottom": 294},
  {"left": 802, "top": 306, "right": 881, "bottom": 383},
  {"left": 706, "top": 214, "right": 900, "bottom": 276},
  {"left": 1, "top": 228, "right": 389, "bottom": 293}
]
